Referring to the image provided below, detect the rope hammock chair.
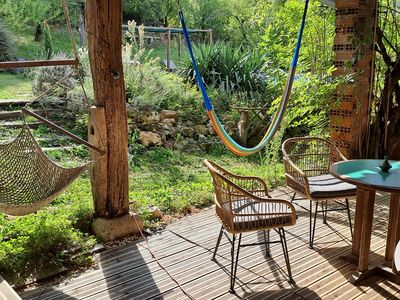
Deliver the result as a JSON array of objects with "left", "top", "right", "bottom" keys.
[
  {"left": 0, "top": 0, "right": 104, "bottom": 216},
  {"left": 179, "top": 0, "right": 309, "bottom": 156},
  {"left": 0, "top": 125, "right": 90, "bottom": 216}
]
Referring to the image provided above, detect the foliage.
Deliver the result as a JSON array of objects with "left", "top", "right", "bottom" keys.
[
  {"left": 0, "top": 21, "right": 14, "bottom": 62},
  {"left": 32, "top": 52, "right": 82, "bottom": 110},
  {"left": 43, "top": 21, "right": 53, "bottom": 59},
  {"left": 179, "top": 42, "right": 281, "bottom": 107},
  {"left": 0, "top": 179, "right": 96, "bottom": 285},
  {"left": 123, "top": 45, "right": 203, "bottom": 118},
  {"left": 0, "top": 0, "right": 77, "bottom": 31},
  {"left": 365, "top": 0, "right": 400, "bottom": 158}
]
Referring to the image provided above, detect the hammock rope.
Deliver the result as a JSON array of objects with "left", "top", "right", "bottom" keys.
[
  {"left": 179, "top": 0, "right": 309, "bottom": 156},
  {"left": 0, "top": 126, "right": 90, "bottom": 216}
]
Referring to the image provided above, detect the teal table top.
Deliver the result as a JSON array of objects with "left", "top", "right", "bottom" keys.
[{"left": 330, "top": 159, "right": 400, "bottom": 192}]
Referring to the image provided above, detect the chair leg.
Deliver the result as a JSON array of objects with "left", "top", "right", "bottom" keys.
[
  {"left": 345, "top": 198, "right": 353, "bottom": 240},
  {"left": 279, "top": 228, "right": 294, "bottom": 283},
  {"left": 310, "top": 201, "right": 319, "bottom": 249},
  {"left": 263, "top": 229, "right": 271, "bottom": 258},
  {"left": 322, "top": 201, "right": 328, "bottom": 224},
  {"left": 291, "top": 192, "right": 296, "bottom": 203},
  {"left": 212, "top": 226, "right": 223, "bottom": 261},
  {"left": 229, "top": 233, "right": 241, "bottom": 293}
]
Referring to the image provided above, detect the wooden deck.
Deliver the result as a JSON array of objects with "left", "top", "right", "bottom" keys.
[{"left": 20, "top": 188, "right": 400, "bottom": 299}]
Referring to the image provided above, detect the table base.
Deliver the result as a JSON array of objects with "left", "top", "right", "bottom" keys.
[{"left": 340, "top": 255, "right": 400, "bottom": 284}]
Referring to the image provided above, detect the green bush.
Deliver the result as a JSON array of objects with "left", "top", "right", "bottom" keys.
[
  {"left": 43, "top": 20, "right": 53, "bottom": 60},
  {"left": 178, "top": 42, "right": 281, "bottom": 107},
  {"left": 0, "top": 21, "right": 15, "bottom": 62},
  {"left": 0, "top": 178, "right": 95, "bottom": 285},
  {"left": 124, "top": 46, "right": 204, "bottom": 120}
]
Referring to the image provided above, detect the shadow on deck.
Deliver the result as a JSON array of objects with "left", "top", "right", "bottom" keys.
[{"left": 20, "top": 188, "right": 400, "bottom": 299}]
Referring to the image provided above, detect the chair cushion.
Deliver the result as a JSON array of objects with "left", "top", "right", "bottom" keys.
[
  {"left": 221, "top": 200, "right": 296, "bottom": 232},
  {"left": 308, "top": 174, "right": 356, "bottom": 198}
]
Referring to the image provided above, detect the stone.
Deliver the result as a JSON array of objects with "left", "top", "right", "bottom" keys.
[
  {"left": 160, "top": 110, "right": 177, "bottom": 120},
  {"left": 197, "top": 134, "right": 208, "bottom": 143},
  {"left": 147, "top": 205, "right": 163, "bottom": 219},
  {"left": 92, "top": 212, "right": 143, "bottom": 242},
  {"left": 139, "top": 111, "right": 160, "bottom": 125},
  {"left": 162, "top": 118, "right": 176, "bottom": 126},
  {"left": 174, "top": 139, "right": 189, "bottom": 151},
  {"left": 138, "top": 131, "right": 162, "bottom": 147},
  {"left": 194, "top": 124, "right": 208, "bottom": 135},
  {"left": 181, "top": 127, "right": 194, "bottom": 138}
]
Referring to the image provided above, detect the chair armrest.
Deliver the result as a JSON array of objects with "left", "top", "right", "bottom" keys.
[
  {"left": 283, "top": 158, "right": 311, "bottom": 196},
  {"left": 228, "top": 175, "right": 269, "bottom": 197}
]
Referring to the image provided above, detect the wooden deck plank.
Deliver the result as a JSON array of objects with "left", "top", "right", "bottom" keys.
[
  {"left": 20, "top": 191, "right": 397, "bottom": 300},
  {"left": 154, "top": 209, "right": 356, "bottom": 299}
]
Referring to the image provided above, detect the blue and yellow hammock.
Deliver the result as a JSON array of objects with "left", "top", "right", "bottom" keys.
[{"left": 179, "top": 0, "right": 309, "bottom": 156}]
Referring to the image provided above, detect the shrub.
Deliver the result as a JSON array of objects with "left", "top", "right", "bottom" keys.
[
  {"left": 0, "top": 21, "right": 15, "bottom": 62},
  {"left": 124, "top": 46, "right": 204, "bottom": 120},
  {"left": 43, "top": 20, "right": 53, "bottom": 60},
  {"left": 32, "top": 52, "right": 85, "bottom": 111},
  {"left": 178, "top": 42, "right": 281, "bottom": 107}
]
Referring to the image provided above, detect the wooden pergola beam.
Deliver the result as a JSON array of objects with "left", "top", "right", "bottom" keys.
[{"left": 0, "top": 59, "right": 78, "bottom": 69}]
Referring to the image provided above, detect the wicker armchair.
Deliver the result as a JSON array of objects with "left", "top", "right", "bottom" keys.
[
  {"left": 282, "top": 137, "right": 356, "bottom": 248},
  {"left": 204, "top": 159, "right": 297, "bottom": 293}
]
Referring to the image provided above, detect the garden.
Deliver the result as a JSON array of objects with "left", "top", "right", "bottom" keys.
[{"left": 0, "top": 0, "right": 399, "bottom": 292}]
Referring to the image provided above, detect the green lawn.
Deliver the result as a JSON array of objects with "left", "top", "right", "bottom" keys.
[
  {"left": 0, "top": 73, "right": 33, "bottom": 99},
  {"left": 12, "top": 26, "right": 79, "bottom": 60}
]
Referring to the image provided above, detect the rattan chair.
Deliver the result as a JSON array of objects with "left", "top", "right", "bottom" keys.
[
  {"left": 282, "top": 137, "right": 356, "bottom": 248},
  {"left": 204, "top": 159, "right": 297, "bottom": 293}
]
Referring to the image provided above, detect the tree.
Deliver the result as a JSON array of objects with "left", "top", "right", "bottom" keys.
[
  {"left": 0, "top": 0, "right": 75, "bottom": 41},
  {"left": 366, "top": 0, "right": 400, "bottom": 159}
]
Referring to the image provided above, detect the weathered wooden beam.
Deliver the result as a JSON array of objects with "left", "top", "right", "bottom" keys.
[
  {"left": 86, "top": 0, "right": 142, "bottom": 241},
  {"left": 0, "top": 59, "right": 78, "bottom": 69},
  {"left": 86, "top": 0, "right": 129, "bottom": 217}
]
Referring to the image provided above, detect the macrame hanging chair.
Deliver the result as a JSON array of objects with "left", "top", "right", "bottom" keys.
[
  {"left": 0, "top": 125, "right": 90, "bottom": 216},
  {"left": 179, "top": 0, "right": 309, "bottom": 156},
  {"left": 0, "top": 0, "right": 104, "bottom": 216}
]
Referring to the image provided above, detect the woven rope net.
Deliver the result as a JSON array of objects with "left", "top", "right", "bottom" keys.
[{"left": 0, "top": 126, "right": 90, "bottom": 216}]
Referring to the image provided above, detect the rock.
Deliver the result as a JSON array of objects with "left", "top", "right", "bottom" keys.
[
  {"left": 162, "top": 118, "right": 176, "bottom": 126},
  {"left": 174, "top": 139, "right": 189, "bottom": 151},
  {"left": 147, "top": 205, "right": 163, "bottom": 219},
  {"left": 138, "top": 131, "right": 162, "bottom": 147},
  {"left": 197, "top": 134, "right": 208, "bottom": 143},
  {"left": 207, "top": 123, "right": 215, "bottom": 135},
  {"left": 139, "top": 111, "right": 160, "bottom": 125},
  {"left": 92, "top": 212, "right": 143, "bottom": 242},
  {"left": 160, "top": 110, "right": 177, "bottom": 120},
  {"left": 194, "top": 124, "right": 208, "bottom": 135},
  {"left": 181, "top": 127, "right": 194, "bottom": 138}
]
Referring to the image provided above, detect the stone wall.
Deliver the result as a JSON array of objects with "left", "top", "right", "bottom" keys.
[{"left": 128, "top": 108, "right": 228, "bottom": 152}]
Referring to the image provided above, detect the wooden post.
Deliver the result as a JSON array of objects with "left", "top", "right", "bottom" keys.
[
  {"left": 85, "top": 0, "right": 142, "bottom": 241},
  {"left": 238, "top": 110, "right": 249, "bottom": 146},
  {"left": 166, "top": 29, "right": 171, "bottom": 70},
  {"left": 208, "top": 30, "right": 213, "bottom": 44},
  {"left": 178, "top": 34, "right": 182, "bottom": 62}
]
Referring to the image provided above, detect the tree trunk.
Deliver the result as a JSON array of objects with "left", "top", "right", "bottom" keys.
[{"left": 34, "top": 23, "right": 42, "bottom": 42}]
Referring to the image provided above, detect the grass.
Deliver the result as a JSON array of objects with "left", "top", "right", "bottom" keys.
[
  {"left": 11, "top": 25, "right": 79, "bottom": 60},
  {"left": 0, "top": 73, "right": 33, "bottom": 99},
  {"left": 0, "top": 147, "right": 284, "bottom": 285}
]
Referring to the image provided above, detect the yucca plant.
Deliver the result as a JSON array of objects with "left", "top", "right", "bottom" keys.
[{"left": 178, "top": 42, "right": 273, "bottom": 102}]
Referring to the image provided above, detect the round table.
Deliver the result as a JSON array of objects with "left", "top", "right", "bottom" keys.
[{"left": 330, "top": 159, "right": 400, "bottom": 284}]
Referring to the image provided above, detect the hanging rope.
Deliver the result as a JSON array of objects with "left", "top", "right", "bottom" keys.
[{"left": 179, "top": 0, "right": 309, "bottom": 156}]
